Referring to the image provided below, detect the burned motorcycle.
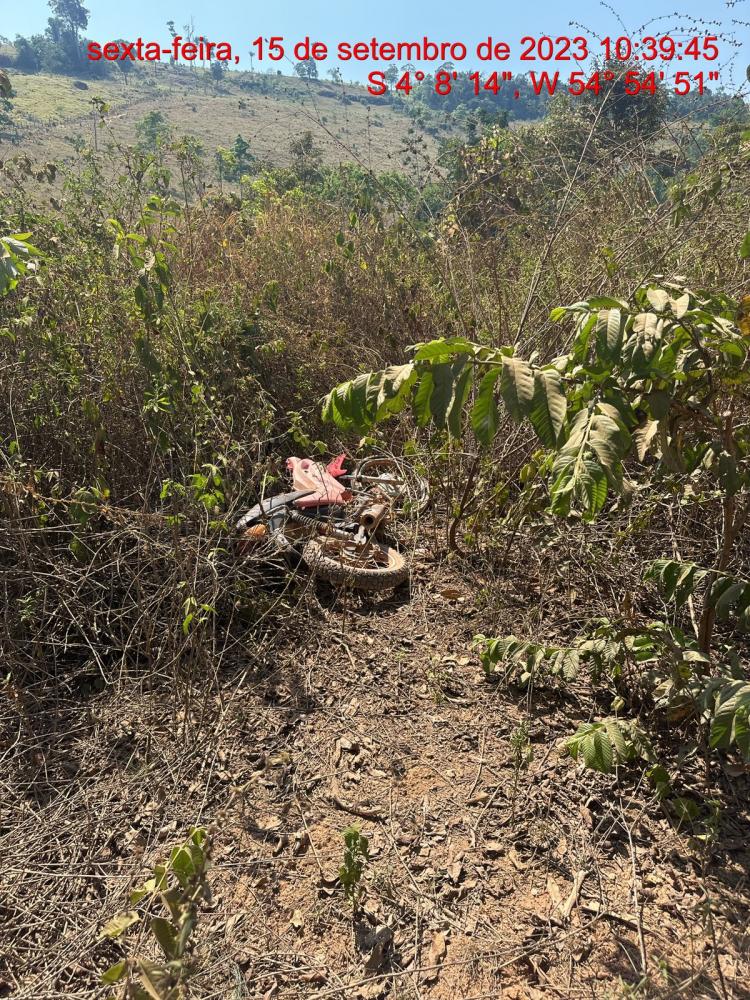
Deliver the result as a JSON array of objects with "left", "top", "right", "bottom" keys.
[{"left": 236, "top": 455, "right": 427, "bottom": 592}]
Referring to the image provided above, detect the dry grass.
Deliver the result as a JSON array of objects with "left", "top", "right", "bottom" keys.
[{"left": 3, "top": 67, "right": 448, "bottom": 176}]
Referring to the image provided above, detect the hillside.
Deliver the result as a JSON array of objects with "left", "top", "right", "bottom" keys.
[{"left": 1, "top": 66, "right": 450, "bottom": 179}]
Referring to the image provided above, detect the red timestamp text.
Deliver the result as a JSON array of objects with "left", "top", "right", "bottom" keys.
[
  {"left": 515, "top": 35, "right": 720, "bottom": 62},
  {"left": 367, "top": 67, "right": 721, "bottom": 98}
]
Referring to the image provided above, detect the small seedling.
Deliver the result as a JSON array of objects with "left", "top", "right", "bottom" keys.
[
  {"left": 100, "top": 827, "right": 211, "bottom": 999},
  {"left": 509, "top": 722, "right": 533, "bottom": 820},
  {"left": 339, "top": 825, "right": 369, "bottom": 909}
]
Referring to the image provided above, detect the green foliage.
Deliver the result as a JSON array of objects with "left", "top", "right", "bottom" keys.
[
  {"left": 101, "top": 827, "right": 211, "bottom": 1000},
  {"left": 338, "top": 826, "right": 369, "bottom": 907},
  {"left": 108, "top": 196, "right": 178, "bottom": 332},
  {"left": 135, "top": 111, "right": 171, "bottom": 152},
  {"left": 294, "top": 58, "right": 318, "bottom": 80},
  {"left": 647, "top": 559, "right": 750, "bottom": 628},
  {"left": 586, "top": 60, "right": 668, "bottom": 140},
  {"left": 324, "top": 278, "right": 745, "bottom": 521},
  {"left": 405, "top": 68, "right": 545, "bottom": 121},
  {"left": 12, "top": 0, "right": 100, "bottom": 78},
  {"left": 215, "top": 135, "right": 255, "bottom": 184},
  {"left": 0, "top": 68, "right": 13, "bottom": 134},
  {"left": 566, "top": 718, "right": 656, "bottom": 773},
  {"left": 0, "top": 232, "right": 42, "bottom": 296},
  {"left": 510, "top": 721, "right": 533, "bottom": 770},
  {"left": 289, "top": 129, "right": 322, "bottom": 180},
  {"left": 49, "top": 0, "right": 90, "bottom": 38},
  {"left": 476, "top": 634, "right": 580, "bottom": 687},
  {"left": 704, "top": 679, "right": 750, "bottom": 758}
]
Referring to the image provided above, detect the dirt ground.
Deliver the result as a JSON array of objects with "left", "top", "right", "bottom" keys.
[{"left": 2, "top": 537, "right": 749, "bottom": 999}]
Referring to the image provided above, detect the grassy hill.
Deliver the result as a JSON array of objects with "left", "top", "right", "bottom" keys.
[{"left": 1, "top": 65, "right": 451, "bottom": 180}]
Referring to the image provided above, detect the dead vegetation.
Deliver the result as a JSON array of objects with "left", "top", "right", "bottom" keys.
[{"left": 3, "top": 531, "right": 749, "bottom": 998}]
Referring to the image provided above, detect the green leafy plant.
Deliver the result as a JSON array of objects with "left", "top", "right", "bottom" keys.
[
  {"left": 323, "top": 278, "right": 750, "bottom": 775},
  {"left": 338, "top": 825, "right": 369, "bottom": 908},
  {"left": 509, "top": 721, "right": 533, "bottom": 820},
  {"left": 100, "top": 827, "right": 211, "bottom": 999},
  {"left": 323, "top": 278, "right": 746, "bottom": 523},
  {"left": 566, "top": 717, "right": 656, "bottom": 774},
  {"left": 0, "top": 232, "right": 42, "bottom": 296},
  {"left": 476, "top": 634, "right": 580, "bottom": 688}
]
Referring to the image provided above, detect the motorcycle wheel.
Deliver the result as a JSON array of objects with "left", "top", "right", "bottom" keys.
[{"left": 302, "top": 537, "right": 409, "bottom": 592}]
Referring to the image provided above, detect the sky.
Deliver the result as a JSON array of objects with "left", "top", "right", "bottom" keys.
[{"left": 3, "top": 0, "right": 749, "bottom": 91}]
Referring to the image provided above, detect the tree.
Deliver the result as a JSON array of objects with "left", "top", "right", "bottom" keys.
[
  {"left": 0, "top": 69, "right": 14, "bottom": 136},
  {"left": 214, "top": 135, "right": 255, "bottom": 184},
  {"left": 384, "top": 64, "right": 399, "bottom": 87},
  {"left": 13, "top": 36, "right": 42, "bottom": 72},
  {"left": 231, "top": 134, "right": 254, "bottom": 175},
  {"left": 289, "top": 129, "right": 322, "bottom": 180},
  {"left": 588, "top": 60, "right": 668, "bottom": 140},
  {"left": 214, "top": 146, "right": 237, "bottom": 189},
  {"left": 135, "top": 111, "right": 171, "bottom": 151},
  {"left": 48, "top": 0, "right": 89, "bottom": 40},
  {"left": 327, "top": 66, "right": 343, "bottom": 85},
  {"left": 295, "top": 59, "right": 318, "bottom": 80},
  {"left": 114, "top": 41, "right": 134, "bottom": 85},
  {"left": 210, "top": 59, "right": 226, "bottom": 83}
]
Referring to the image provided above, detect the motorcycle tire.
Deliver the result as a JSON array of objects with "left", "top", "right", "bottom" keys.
[{"left": 302, "top": 538, "right": 409, "bottom": 592}]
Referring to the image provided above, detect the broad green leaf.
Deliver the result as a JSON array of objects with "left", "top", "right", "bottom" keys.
[
  {"left": 549, "top": 406, "right": 628, "bottom": 519},
  {"left": 136, "top": 959, "right": 172, "bottom": 1000},
  {"left": 150, "top": 917, "right": 178, "bottom": 960},
  {"left": 741, "top": 232, "right": 750, "bottom": 261},
  {"left": 0, "top": 233, "right": 42, "bottom": 297},
  {"left": 446, "top": 364, "right": 473, "bottom": 438},
  {"left": 632, "top": 312, "right": 663, "bottom": 338},
  {"left": 321, "top": 364, "right": 415, "bottom": 432},
  {"left": 550, "top": 450, "right": 608, "bottom": 520},
  {"left": 411, "top": 337, "right": 477, "bottom": 361},
  {"left": 375, "top": 363, "right": 417, "bottom": 419},
  {"left": 584, "top": 729, "right": 613, "bottom": 772},
  {"left": 672, "top": 292, "right": 691, "bottom": 318},
  {"left": 571, "top": 312, "right": 597, "bottom": 363},
  {"left": 430, "top": 359, "right": 467, "bottom": 429},
  {"left": 412, "top": 370, "right": 434, "bottom": 427},
  {"left": 101, "top": 960, "right": 127, "bottom": 985},
  {"left": 100, "top": 910, "right": 140, "bottom": 939},
  {"left": 588, "top": 412, "right": 629, "bottom": 480},
  {"left": 644, "top": 389, "right": 670, "bottom": 420},
  {"left": 714, "top": 581, "right": 750, "bottom": 620},
  {"left": 633, "top": 419, "right": 658, "bottom": 461},
  {"left": 529, "top": 369, "right": 567, "bottom": 447},
  {"left": 500, "top": 356, "right": 534, "bottom": 422},
  {"left": 646, "top": 558, "right": 707, "bottom": 607},
  {"left": 595, "top": 308, "right": 624, "bottom": 363},
  {"left": 603, "top": 719, "right": 627, "bottom": 760},
  {"left": 587, "top": 296, "right": 629, "bottom": 310},
  {"left": 709, "top": 681, "right": 750, "bottom": 758},
  {"left": 470, "top": 368, "right": 501, "bottom": 446}
]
